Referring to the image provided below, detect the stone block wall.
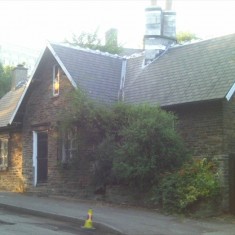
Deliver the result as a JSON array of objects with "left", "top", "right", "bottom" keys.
[
  {"left": 222, "top": 95, "right": 235, "bottom": 212},
  {"left": 0, "top": 131, "right": 24, "bottom": 191},
  {"left": 22, "top": 53, "right": 91, "bottom": 196},
  {"left": 167, "top": 100, "right": 233, "bottom": 211},
  {"left": 168, "top": 101, "right": 224, "bottom": 157}
]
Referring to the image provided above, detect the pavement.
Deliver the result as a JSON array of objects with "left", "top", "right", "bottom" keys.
[{"left": 0, "top": 192, "right": 235, "bottom": 235}]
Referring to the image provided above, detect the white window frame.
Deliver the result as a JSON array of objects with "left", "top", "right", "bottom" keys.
[
  {"left": 0, "top": 137, "right": 8, "bottom": 170},
  {"left": 62, "top": 127, "right": 78, "bottom": 164}
]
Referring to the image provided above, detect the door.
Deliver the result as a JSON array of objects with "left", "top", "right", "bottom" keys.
[
  {"left": 37, "top": 132, "right": 48, "bottom": 183},
  {"left": 229, "top": 154, "right": 235, "bottom": 214}
]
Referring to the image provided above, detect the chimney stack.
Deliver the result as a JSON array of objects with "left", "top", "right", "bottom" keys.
[
  {"left": 144, "top": 0, "right": 176, "bottom": 64},
  {"left": 11, "top": 64, "right": 28, "bottom": 90}
]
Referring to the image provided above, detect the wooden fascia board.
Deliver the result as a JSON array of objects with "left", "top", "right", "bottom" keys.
[
  {"left": 226, "top": 82, "right": 235, "bottom": 101},
  {"left": 47, "top": 43, "right": 78, "bottom": 89}
]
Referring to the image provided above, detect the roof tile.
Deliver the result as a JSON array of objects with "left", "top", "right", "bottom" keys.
[
  {"left": 0, "top": 87, "right": 25, "bottom": 128},
  {"left": 125, "top": 34, "right": 235, "bottom": 106}
]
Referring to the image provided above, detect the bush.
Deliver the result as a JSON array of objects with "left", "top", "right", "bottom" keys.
[
  {"left": 111, "top": 104, "right": 189, "bottom": 191},
  {"left": 153, "top": 158, "right": 221, "bottom": 213},
  {"left": 61, "top": 91, "right": 190, "bottom": 197}
]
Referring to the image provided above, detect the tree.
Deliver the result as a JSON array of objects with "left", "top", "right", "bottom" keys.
[
  {"left": 65, "top": 28, "right": 123, "bottom": 55},
  {"left": 176, "top": 31, "right": 199, "bottom": 44},
  {"left": 0, "top": 63, "right": 12, "bottom": 98},
  {"left": 111, "top": 104, "right": 189, "bottom": 191},
  {"left": 61, "top": 89, "right": 189, "bottom": 193}
]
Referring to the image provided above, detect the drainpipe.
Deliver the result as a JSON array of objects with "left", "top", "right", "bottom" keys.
[{"left": 118, "top": 59, "right": 127, "bottom": 102}]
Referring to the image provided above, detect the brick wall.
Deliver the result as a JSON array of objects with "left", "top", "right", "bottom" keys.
[
  {"left": 0, "top": 131, "right": 24, "bottom": 191},
  {"left": 22, "top": 53, "right": 91, "bottom": 196}
]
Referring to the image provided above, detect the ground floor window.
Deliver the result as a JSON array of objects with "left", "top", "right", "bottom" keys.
[
  {"left": 62, "top": 127, "right": 78, "bottom": 164},
  {"left": 0, "top": 137, "right": 8, "bottom": 170}
]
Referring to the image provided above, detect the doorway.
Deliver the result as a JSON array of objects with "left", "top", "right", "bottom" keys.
[
  {"left": 33, "top": 131, "right": 48, "bottom": 185},
  {"left": 229, "top": 154, "right": 235, "bottom": 214}
]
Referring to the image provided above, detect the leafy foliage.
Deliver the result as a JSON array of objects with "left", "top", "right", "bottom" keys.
[
  {"left": 61, "top": 90, "right": 221, "bottom": 212},
  {"left": 0, "top": 63, "right": 12, "bottom": 98},
  {"left": 153, "top": 158, "right": 221, "bottom": 213},
  {"left": 65, "top": 28, "right": 123, "bottom": 55},
  {"left": 176, "top": 31, "right": 199, "bottom": 44},
  {"left": 112, "top": 104, "right": 189, "bottom": 191},
  {"left": 61, "top": 90, "right": 189, "bottom": 194}
]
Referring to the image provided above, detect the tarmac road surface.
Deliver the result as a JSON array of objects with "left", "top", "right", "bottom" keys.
[
  {"left": 0, "top": 208, "right": 120, "bottom": 235},
  {"left": 0, "top": 192, "right": 235, "bottom": 235}
]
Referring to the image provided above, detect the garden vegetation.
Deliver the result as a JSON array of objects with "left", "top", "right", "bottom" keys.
[{"left": 61, "top": 89, "right": 221, "bottom": 213}]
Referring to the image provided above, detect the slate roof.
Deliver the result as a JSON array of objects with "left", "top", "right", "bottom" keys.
[
  {"left": 2, "top": 34, "right": 235, "bottom": 129},
  {"left": 49, "top": 43, "right": 124, "bottom": 104},
  {"left": 0, "top": 86, "right": 26, "bottom": 128},
  {"left": 124, "top": 33, "right": 235, "bottom": 107}
]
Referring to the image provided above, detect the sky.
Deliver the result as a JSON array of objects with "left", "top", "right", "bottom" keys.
[{"left": 0, "top": 0, "right": 235, "bottom": 51}]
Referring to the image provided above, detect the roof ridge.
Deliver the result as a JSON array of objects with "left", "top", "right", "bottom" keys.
[
  {"left": 172, "top": 33, "right": 235, "bottom": 50},
  {"left": 49, "top": 42, "right": 124, "bottom": 60}
]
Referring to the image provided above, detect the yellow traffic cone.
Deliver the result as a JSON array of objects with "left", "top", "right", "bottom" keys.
[{"left": 82, "top": 208, "right": 95, "bottom": 230}]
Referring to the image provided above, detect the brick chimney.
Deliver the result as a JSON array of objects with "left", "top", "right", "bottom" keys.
[{"left": 11, "top": 64, "right": 28, "bottom": 90}]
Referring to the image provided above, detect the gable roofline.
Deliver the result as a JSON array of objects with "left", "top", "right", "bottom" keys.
[
  {"left": 7, "top": 46, "right": 49, "bottom": 126},
  {"left": 7, "top": 43, "right": 59, "bottom": 126},
  {"left": 8, "top": 85, "right": 28, "bottom": 125},
  {"left": 47, "top": 43, "right": 77, "bottom": 89},
  {"left": 50, "top": 42, "right": 124, "bottom": 59},
  {"left": 226, "top": 82, "right": 235, "bottom": 101}
]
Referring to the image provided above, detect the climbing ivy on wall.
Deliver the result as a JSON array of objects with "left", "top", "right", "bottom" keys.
[{"left": 61, "top": 89, "right": 189, "bottom": 190}]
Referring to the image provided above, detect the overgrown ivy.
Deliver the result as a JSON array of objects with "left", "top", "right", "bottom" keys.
[
  {"left": 61, "top": 89, "right": 189, "bottom": 188},
  {"left": 60, "top": 89, "right": 221, "bottom": 213},
  {"left": 153, "top": 158, "right": 221, "bottom": 213}
]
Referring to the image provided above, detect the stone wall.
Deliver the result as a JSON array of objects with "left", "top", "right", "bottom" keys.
[
  {"left": 167, "top": 100, "right": 232, "bottom": 211},
  {"left": 222, "top": 95, "right": 235, "bottom": 212},
  {"left": 22, "top": 53, "right": 91, "bottom": 196},
  {"left": 0, "top": 131, "right": 24, "bottom": 191},
  {"left": 168, "top": 101, "right": 224, "bottom": 157}
]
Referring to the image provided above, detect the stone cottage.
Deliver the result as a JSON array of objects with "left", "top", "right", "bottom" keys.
[{"left": 0, "top": 33, "right": 235, "bottom": 213}]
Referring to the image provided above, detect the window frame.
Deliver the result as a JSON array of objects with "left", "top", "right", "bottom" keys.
[
  {"left": 61, "top": 127, "right": 78, "bottom": 164},
  {"left": 0, "top": 137, "right": 9, "bottom": 170}
]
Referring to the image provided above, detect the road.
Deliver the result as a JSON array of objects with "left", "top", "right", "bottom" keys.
[{"left": 0, "top": 208, "right": 115, "bottom": 235}]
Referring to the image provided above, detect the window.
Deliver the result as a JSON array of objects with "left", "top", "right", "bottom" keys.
[
  {"left": 61, "top": 127, "right": 78, "bottom": 164},
  {"left": 53, "top": 65, "right": 60, "bottom": 96},
  {"left": 0, "top": 138, "right": 8, "bottom": 170}
]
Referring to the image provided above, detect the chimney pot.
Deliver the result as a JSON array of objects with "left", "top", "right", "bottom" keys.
[
  {"left": 165, "top": 0, "right": 173, "bottom": 10},
  {"left": 151, "top": 0, "right": 157, "bottom": 6}
]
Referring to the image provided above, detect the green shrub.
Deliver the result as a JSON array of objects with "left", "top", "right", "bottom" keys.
[
  {"left": 153, "top": 158, "right": 221, "bottom": 213},
  {"left": 61, "top": 90, "right": 190, "bottom": 195},
  {"left": 111, "top": 104, "right": 189, "bottom": 191}
]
